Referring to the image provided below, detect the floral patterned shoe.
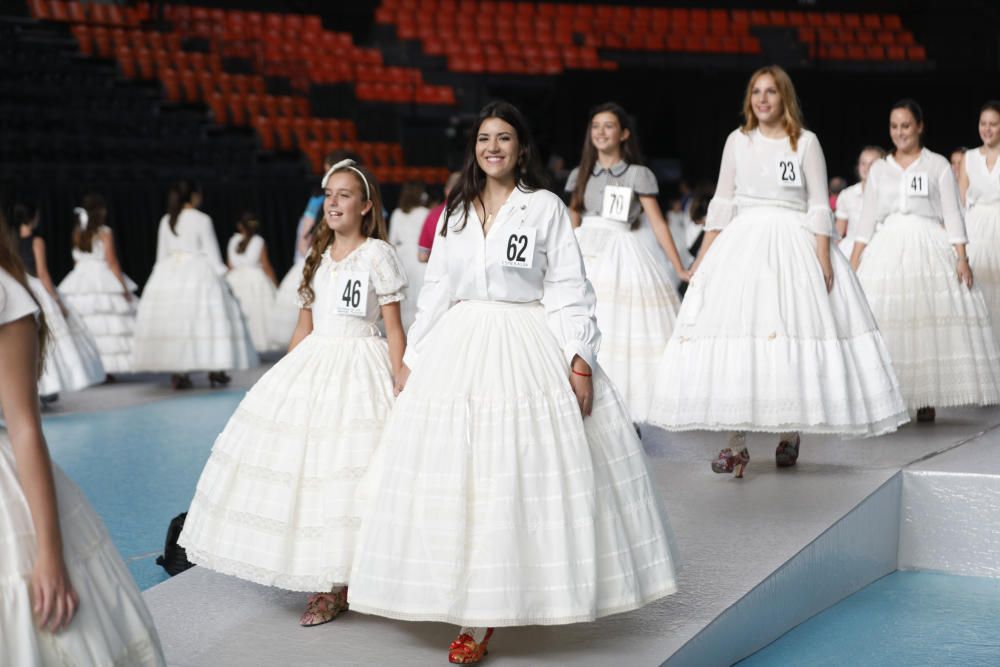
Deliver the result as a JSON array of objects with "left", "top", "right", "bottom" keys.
[
  {"left": 298, "top": 588, "right": 348, "bottom": 627},
  {"left": 448, "top": 628, "right": 494, "bottom": 664}
]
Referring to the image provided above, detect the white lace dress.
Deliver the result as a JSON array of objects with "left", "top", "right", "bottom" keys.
[{"left": 225, "top": 234, "right": 278, "bottom": 353}]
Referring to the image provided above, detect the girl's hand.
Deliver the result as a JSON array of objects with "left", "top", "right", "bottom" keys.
[
  {"left": 31, "top": 553, "right": 78, "bottom": 633},
  {"left": 676, "top": 267, "right": 692, "bottom": 283},
  {"left": 393, "top": 364, "right": 410, "bottom": 396},
  {"left": 569, "top": 357, "right": 594, "bottom": 417},
  {"left": 958, "top": 257, "right": 974, "bottom": 288},
  {"left": 817, "top": 250, "right": 834, "bottom": 292}
]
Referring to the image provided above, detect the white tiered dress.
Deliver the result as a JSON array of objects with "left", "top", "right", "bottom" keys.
[
  {"left": 649, "top": 129, "right": 908, "bottom": 435},
  {"left": 269, "top": 260, "right": 304, "bottom": 350},
  {"left": 566, "top": 162, "right": 680, "bottom": 423},
  {"left": 349, "top": 188, "right": 678, "bottom": 627},
  {"left": 28, "top": 277, "right": 105, "bottom": 396},
  {"left": 133, "top": 209, "right": 258, "bottom": 372},
  {"left": 964, "top": 147, "right": 1000, "bottom": 342},
  {"left": 834, "top": 181, "right": 864, "bottom": 255},
  {"left": 0, "top": 268, "right": 165, "bottom": 667},
  {"left": 180, "top": 238, "right": 407, "bottom": 591},
  {"left": 854, "top": 150, "right": 1000, "bottom": 410},
  {"left": 225, "top": 234, "right": 278, "bottom": 353},
  {"left": 57, "top": 227, "right": 138, "bottom": 373},
  {"left": 388, "top": 205, "right": 429, "bottom": 331}
]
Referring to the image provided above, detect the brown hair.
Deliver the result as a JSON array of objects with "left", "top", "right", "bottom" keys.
[
  {"left": 741, "top": 65, "right": 804, "bottom": 152},
  {"left": 235, "top": 212, "right": 258, "bottom": 254},
  {"left": 570, "top": 102, "right": 646, "bottom": 230},
  {"left": 72, "top": 192, "right": 108, "bottom": 253},
  {"left": 166, "top": 180, "right": 199, "bottom": 235},
  {"left": 0, "top": 209, "right": 48, "bottom": 374},
  {"left": 298, "top": 162, "right": 386, "bottom": 307},
  {"left": 397, "top": 181, "right": 426, "bottom": 213}
]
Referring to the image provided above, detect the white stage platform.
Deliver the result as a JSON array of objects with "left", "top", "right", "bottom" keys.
[{"left": 142, "top": 406, "right": 1000, "bottom": 666}]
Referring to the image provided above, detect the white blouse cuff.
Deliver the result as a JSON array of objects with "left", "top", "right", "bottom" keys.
[
  {"left": 806, "top": 206, "right": 834, "bottom": 236},
  {"left": 949, "top": 235, "right": 969, "bottom": 245},
  {"left": 377, "top": 293, "right": 405, "bottom": 306},
  {"left": 704, "top": 197, "right": 734, "bottom": 231},
  {"left": 563, "top": 340, "right": 596, "bottom": 371}
]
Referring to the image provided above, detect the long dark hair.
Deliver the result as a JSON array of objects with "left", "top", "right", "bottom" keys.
[
  {"left": 570, "top": 102, "right": 645, "bottom": 229},
  {"left": 72, "top": 192, "right": 108, "bottom": 253},
  {"left": 167, "top": 179, "right": 199, "bottom": 235},
  {"left": 889, "top": 98, "right": 924, "bottom": 153},
  {"left": 298, "top": 162, "right": 387, "bottom": 308},
  {"left": 0, "top": 208, "right": 48, "bottom": 373},
  {"left": 441, "top": 100, "right": 550, "bottom": 236},
  {"left": 397, "top": 181, "right": 426, "bottom": 213},
  {"left": 235, "top": 212, "right": 258, "bottom": 254}
]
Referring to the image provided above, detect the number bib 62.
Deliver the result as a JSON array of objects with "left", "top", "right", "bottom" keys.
[
  {"left": 500, "top": 227, "right": 537, "bottom": 269},
  {"left": 775, "top": 155, "right": 802, "bottom": 188},
  {"left": 334, "top": 270, "right": 369, "bottom": 317}
]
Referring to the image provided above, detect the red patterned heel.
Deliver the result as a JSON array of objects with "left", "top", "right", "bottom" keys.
[
  {"left": 298, "top": 588, "right": 349, "bottom": 627},
  {"left": 711, "top": 447, "right": 750, "bottom": 478},
  {"left": 448, "top": 628, "right": 494, "bottom": 664}
]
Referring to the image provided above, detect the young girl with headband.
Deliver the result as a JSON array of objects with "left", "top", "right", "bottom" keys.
[{"left": 180, "top": 160, "right": 409, "bottom": 627}]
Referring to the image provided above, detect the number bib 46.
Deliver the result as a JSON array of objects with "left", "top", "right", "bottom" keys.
[
  {"left": 500, "top": 227, "right": 537, "bottom": 269},
  {"left": 775, "top": 155, "right": 802, "bottom": 188},
  {"left": 906, "top": 172, "right": 929, "bottom": 197},
  {"left": 334, "top": 270, "right": 369, "bottom": 317},
  {"left": 601, "top": 185, "right": 633, "bottom": 222}
]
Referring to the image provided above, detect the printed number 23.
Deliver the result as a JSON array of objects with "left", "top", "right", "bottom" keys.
[
  {"left": 507, "top": 234, "right": 529, "bottom": 262},
  {"left": 780, "top": 160, "right": 797, "bottom": 182},
  {"left": 341, "top": 279, "right": 362, "bottom": 308}
]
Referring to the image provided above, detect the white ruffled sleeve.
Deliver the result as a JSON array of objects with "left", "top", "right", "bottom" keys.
[
  {"left": 705, "top": 131, "right": 738, "bottom": 231},
  {"left": 541, "top": 197, "right": 600, "bottom": 369},
  {"left": 564, "top": 167, "right": 580, "bottom": 193},
  {"left": 402, "top": 214, "right": 454, "bottom": 370},
  {"left": 199, "top": 214, "right": 227, "bottom": 275},
  {"left": 854, "top": 163, "right": 881, "bottom": 245},
  {"left": 802, "top": 134, "right": 834, "bottom": 236},
  {"left": 938, "top": 165, "right": 968, "bottom": 244},
  {"left": 371, "top": 241, "right": 408, "bottom": 305}
]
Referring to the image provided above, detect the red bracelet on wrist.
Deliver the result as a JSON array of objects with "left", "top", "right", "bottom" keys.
[{"left": 571, "top": 368, "right": 592, "bottom": 377}]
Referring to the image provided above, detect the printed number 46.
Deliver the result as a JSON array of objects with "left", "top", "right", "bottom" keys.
[
  {"left": 341, "top": 279, "right": 362, "bottom": 308},
  {"left": 507, "top": 234, "right": 529, "bottom": 262}
]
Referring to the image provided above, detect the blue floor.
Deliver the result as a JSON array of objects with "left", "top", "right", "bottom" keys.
[
  {"left": 738, "top": 571, "right": 1000, "bottom": 666},
  {"left": 43, "top": 391, "right": 244, "bottom": 590}
]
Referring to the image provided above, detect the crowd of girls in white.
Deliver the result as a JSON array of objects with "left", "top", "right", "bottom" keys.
[{"left": 6, "top": 64, "right": 1000, "bottom": 664}]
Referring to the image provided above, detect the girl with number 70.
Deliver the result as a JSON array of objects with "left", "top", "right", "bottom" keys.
[
  {"left": 850, "top": 99, "right": 1000, "bottom": 421},
  {"left": 179, "top": 160, "right": 410, "bottom": 627},
  {"left": 348, "top": 101, "right": 678, "bottom": 664}
]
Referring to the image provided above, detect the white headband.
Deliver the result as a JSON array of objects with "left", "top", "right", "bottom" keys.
[
  {"left": 74, "top": 207, "right": 89, "bottom": 230},
  {"left": 321, "top": 159, "right": 370, "bottom": 200}
]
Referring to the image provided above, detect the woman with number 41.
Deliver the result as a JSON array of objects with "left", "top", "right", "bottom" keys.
[
  {"left": 851, "top": 99, "right": 1000, "bottom": 421},
  {"left": 565, "top": 102, "right": 688, "bottom": 425},
  {"left": 648, "top": 66, "right": 908, "bottom": 479},
  {"left": 348, "top": 101, "right": 678, "bottom": 664}
]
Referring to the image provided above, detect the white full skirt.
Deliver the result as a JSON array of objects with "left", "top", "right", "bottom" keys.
[
  {"left": 0, "top": 435, "right": 165, "bottom": 666},
  {"left": 28, "top": 278, "right": 105, "bottom": 395},
  {"left": 57, "top": 261, "right": 137, "bottom": 373},
  {"left": 349, "top": 301, "right": 678, "bottom": 627},
  {"left": 180, "top": 323, "right": 393, "bottom": 591},
  {"left": 268, "top": 260, "right": 304, "bottom": 351},
  {"left": 857, "top": 214, "right": 1000, "bottom": 410},
  {"left": 577, "top": 217, "right": 680, "bottom": 423},
  {"left": 133, "top": 253, "right": 258, "bottom": 372},
  {"left": 649, "top": 206, "right": 909, "bottom": 436},
  {"left": 226, "top": 266, "right": 279, "bottom": 353},
  {"left": 967, "top": 203, "right": 1000, "bottom": 345}
]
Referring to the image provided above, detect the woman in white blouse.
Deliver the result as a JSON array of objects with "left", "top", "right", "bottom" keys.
[
  {"left": 648, "top": 66, "right": 907, "bottom": 478},
  {"left": 958, "top": 101, "right": 1000, "bottom": 341},
  {"left": 850, "top": 100, "right": 1000, "bottom": 421},
  {"left": 348, "top": 102, "right": 678, "bottom": 664},
  {"left": 835, "top": 145, "right": 886, "bottom": 254},
  {"left": 132, "top": 180, "right": 258, "bottom": 389}
]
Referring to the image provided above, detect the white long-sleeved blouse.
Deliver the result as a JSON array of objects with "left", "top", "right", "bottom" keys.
[
  {"left": 964, "top": 148, "right": 1000, "bottom": 209},
  {"left": 227, "top": 234, "right": 264, "bottom": 269},
  {"left": 854, "top": 149, "right": 967, "bottom": 245},
  {"left": 706, "top": 128, "right": 833, "bottom": 236},
  {"left": 403, "top": 186, "right": 600, "bottom": 370},
  {"left": 155, "top": 209, "right": 226, "bottom": 274}
]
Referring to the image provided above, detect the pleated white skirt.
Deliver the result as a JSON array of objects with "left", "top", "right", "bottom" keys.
[
  {"left": 268, "top": 260, "right": 304, "bottom": 351},
  {"left": 28, "top": 277, "right": 105, "bottom": 395},
  {"left": 57, "top": 260, "right": 137, "bottom": 373},
  {"left": 226, "top": 266, "right": 278, "bottom": 353},
  {"left": 967, "top": 203, "right": 1000, "bottom": 345},
  {"left": 857, "top": 213, "right": 1000, "bottom": 410},
  {"left": 576, "top": 216, "right": 680, "bottom": 423},
  {"left": 649, "top": 206, "right": 909, "bottom": 436},
  {"left": 349, "top": 301, "right": 678, "bottom": 627},
  {"left": 0, "top": 434, "right": 165, "bottom": 666},
  {"left": 132, "top": 253, "right": 258, "bottom": 372},
  {"left": 180, "top": 321, "right": 393, "bottom": 591}
]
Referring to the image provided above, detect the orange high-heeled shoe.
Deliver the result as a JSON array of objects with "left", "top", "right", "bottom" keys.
[
  {"left": 775, "top": 433, "right": 801, "bottom": 468},
  {"left": 448, "top": 628, "right": 494, "bottom": 664}
]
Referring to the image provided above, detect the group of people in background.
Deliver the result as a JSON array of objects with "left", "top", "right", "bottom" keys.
[{"left": 4, "top": 62, "right": 1000, "bottom": 665}]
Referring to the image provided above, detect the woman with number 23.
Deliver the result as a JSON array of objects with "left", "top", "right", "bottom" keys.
[
  {"left": 647, "top": 66, "right": 908, "bottom": 479},
  {"left": 348, "top": 101, "right": 678, "bottom": 664}
]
